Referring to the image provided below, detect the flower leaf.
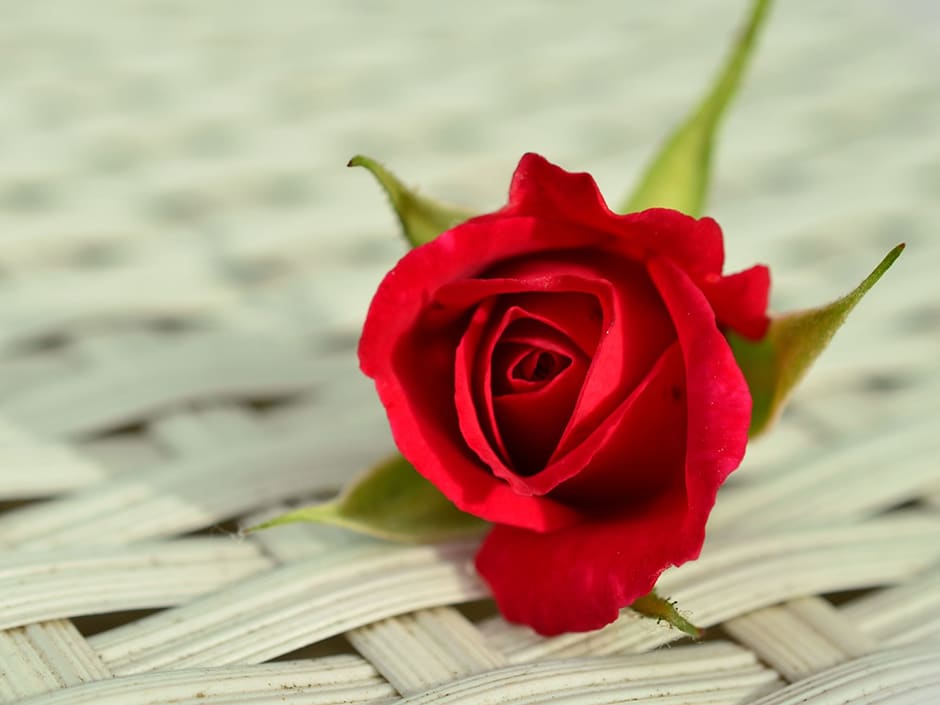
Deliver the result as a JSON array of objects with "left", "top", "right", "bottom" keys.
[
  {"left": 248, "top": 454, "right": 489, "bottom": 543},
  {"left": 630, "top": 590, "right": 703, "bottom": 638},
  {"left": 729, "top": 244, "right": 905, "bottom": 437},
  {"left": 348, "top": 155, "right": 476, "bottom": 248},
  {"left": 621, "top": 0, "right": 772, "bottom": 216}
]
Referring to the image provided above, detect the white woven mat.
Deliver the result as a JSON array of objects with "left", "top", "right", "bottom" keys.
[{"left": 1, "top": 1, "right": 939, "bottom": 703}]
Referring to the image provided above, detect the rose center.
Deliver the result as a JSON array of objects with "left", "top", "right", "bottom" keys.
[
  {"left": 512, "top": 349, "right": 570, "bottom": 383},
  {"left": 487, "top": 332, "right": 588, "bottom": 474}
]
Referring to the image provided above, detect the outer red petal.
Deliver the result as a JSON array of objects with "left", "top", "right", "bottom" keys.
[
  {"left": 700, "top": 265, "right": 771, "bottom": 340},
  {"left": 492, "top": 153, "right": 726, "bottom": 280},
  {"left": 475, "top": 495, "right": 681, "bottom": 635},
  {"left": 647, "top": 256, "right": 751, "bottom": 512}
]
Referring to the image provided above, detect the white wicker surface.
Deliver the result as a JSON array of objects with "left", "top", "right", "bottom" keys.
[{"left": 1, "top": 1, "right": 938, "bottom": 703}]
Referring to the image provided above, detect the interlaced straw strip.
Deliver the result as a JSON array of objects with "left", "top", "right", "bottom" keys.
[
  {"left": 0, "top": 540, "right": 272, "bottom": 631},
  {"left": 746, "top": 645, "right": 940, "bottom": 705},
  {"left": 0, "top": 621, "right": 111, "bottom": 703},
  {"left": 87, "top": 541, "right": 485, "bottom": 674},
  {"left": 723, "top": 597, "right": 877, "bottom": 682},
  {"left": 709, "top": 414, "right": 940, "bottom": 533},
  {"left": 395, "top": 644, "right": 781, "bottom": 705},
  {"left": 840, "top": 567, "right": 940, "bottom": 647},
  {"left": 347, "top": 607, "right": 507, "bottom": 695},
  {"left": 0, "top": 408, "right": 388, "bottom": 550},
  {"left": 14, "top": 657, "right": 394, "bottom": 705}
]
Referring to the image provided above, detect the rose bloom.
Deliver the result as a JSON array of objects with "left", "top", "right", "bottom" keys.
[{"left": 360, "top": 154, "right": 769, "bottom": 635}]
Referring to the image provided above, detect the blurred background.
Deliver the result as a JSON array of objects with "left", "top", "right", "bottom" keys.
[{"left": 0, "top": 0, "right": 937, "bottom": 489}]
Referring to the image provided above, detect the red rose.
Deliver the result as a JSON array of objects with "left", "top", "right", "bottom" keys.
[{"left": 359, "top": 154, "right": 770, "bottom": 635}]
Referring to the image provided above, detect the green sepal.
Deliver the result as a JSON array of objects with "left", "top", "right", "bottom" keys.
[
  {"left": 247, "top": 454, "right": 489, "bottom": 543},
  {"left": 630, "top": 590, "right": 703, "bottom": 638},
  {"left": 348, "top": 155, "right": 476, "bottom": 248},
  {"left": 622, "top": 0, "right": 772, "bottom": 216},
  {"left": 730, "top": 244, "right": 904, "bottom": 437}
]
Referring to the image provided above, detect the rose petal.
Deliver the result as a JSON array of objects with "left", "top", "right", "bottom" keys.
[
  {"left": 475, "top": 493, "right": 683, "bottom": 635},
  {"left": 454, "top": 298, "right": 514, "bottom": 474},
  {"left": 647, "top": 255, "right": 751, "bottom": 518},
  {"left": 547, "top": 256, "right": 675, "bottom": 462},
  {"left": 432, "top": 272, "right": 609, "bottom": 341},
  {"left": 550, "top": 342, "right": 686, "bottom": 506},
  {"left": 495, "top": 291, "right": 602, "bottom": 358},
  {"left": 700, "top": 265, "right": 771, "bottom": 340},
  {"left": 487, "top": 153, "right": 726, "bottom": 279}
]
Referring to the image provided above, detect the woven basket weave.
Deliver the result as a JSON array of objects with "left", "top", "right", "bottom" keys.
[{"left": 2, "top": 1, "right": 939, "bottom": 703}]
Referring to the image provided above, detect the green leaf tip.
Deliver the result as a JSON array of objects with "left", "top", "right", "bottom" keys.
[
  {"left": 631, "top": 590, "right": 704, "bottom": 639},
  {"left": 731, "top": 243, "right": 904, "bottom": 437},
  {"left": 622, "top": 0, "right": 773, "bottom": 216},
  {"left": 247, "top": 454, "right": 489, "bottom": 543},
  {"left": 349, "top": 154, "right": 475, "bottom": 248},
  {"left": 245, "top": 504, "right": 336, "bottom": 533}
]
